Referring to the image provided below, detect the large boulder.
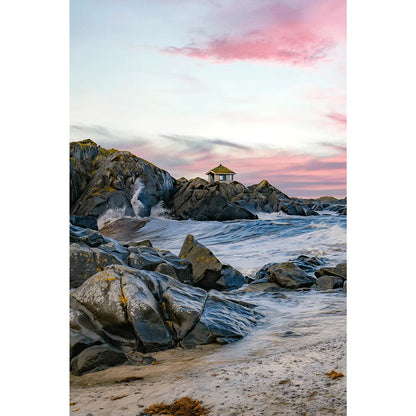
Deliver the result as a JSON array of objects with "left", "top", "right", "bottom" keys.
[
  {"left": 70, "top": 344, "right": 127, "bottom": 376},
  {"left": 233, "top": 180, "right": 317, "bottom": 216},
  {"left": 254, "top": 262, "right": 316, "bottom": 289},
  {"left": 70, "top": 140, "right": 176, "bottom": 219},
  {"left": 178, "top": 234, "right": 245, "bottom": 290},
  {"left": 181, "top": 292, "right": 259, "bottom": 347},
  {"left": 69, "top": 263, "right": 260, "bottom": 374},
  {"left": 170, "top": 178, "right": 257, "bottom": 221},
  {"left": 70, "top": 225, "right": 193, "bottom": 288},
  {"left": 316, "top": 275, "right": 344, "bottom": 290},
  {"left": 162, "top": 285, "right": 208, "bottom": 340},
  {"left": 179, "top": 234, "right": 222, "bottom": 288},
  {"left": 315, "top": 263, "right": 347, "bottom": 280},
  {"left": 70, "top": 215, "right": 98, "bottom": 230}
]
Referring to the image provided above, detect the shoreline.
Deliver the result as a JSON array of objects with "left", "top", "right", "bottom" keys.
[{"left": 70, "top": 315, "right": 346, "bottom": 416}]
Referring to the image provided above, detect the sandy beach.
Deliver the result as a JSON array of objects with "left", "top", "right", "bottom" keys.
[{"left": 70, "top": 309, "right": 346, "bottom": 416}]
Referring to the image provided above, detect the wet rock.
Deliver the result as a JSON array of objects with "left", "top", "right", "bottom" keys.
[
  {"left": 70, "top": 344, "right": 127, "bottom": 376},
  {"left": 179, "top": 235, "right": 246, "bottom": 290},
  {"left": 71, "top": 267, "right": 136, "bottom": 346},
  {"left": 343, "top": 280, "right": 347, "bottom": 293},
  {"left": 255, "top": 262, "right": 316, "bottom": 289},
  {"left": 127, "top": 251, "right": 165, "bottom": 271},
  {"left": 234, "top": 180, "right": 317, "bottom": 216},
  {"left": 291, "top": 255, "right": 325, "bottom": 274},
  {"left": 70, "top": 215, "right": 98, "bottom": 230},
  {"left": 316, "top": 275, "right": 344, "bottom": 290},
  {"left": 315, "top": 263, "right": 347, "bottom": 280},
  {"left": 162, "top": 285, "right": 207, "bottom": 340},
  {"left": 70, "top": 241, "right": 124, "bottom": 288},
  {"left": 70, "top": 224, "right": 109, "bottom": 247},
  {"left": 181, "top": 292, "right": 259, "bottom": 347},
  {"left": 70, "top": 141, "right": 175, "bottom": 219},
  {"left": 124, "top": 240, "right": 153, "bottom": 248},
  {"left": 215, "top": 265, "right": 246, "bottom": 290},
  {"left": 155, "top": 263, "right": 178, "bottom": 279},
  {"left": 121, "top": 269, "right": 175, "bottom": 351},
  {"left": 171, "top": 178, "right": 257, "bottom": 221},
  {"left": 70, "top": 298, "right": 107, "bottom": 358},
  {"left": 179, "top": 234, "right": 223, "bottom": 289}
]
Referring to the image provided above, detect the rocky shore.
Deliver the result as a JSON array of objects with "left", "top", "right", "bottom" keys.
[
  {"left": 70, "top": 140, "right": 345, "bottom": 222},
  {"left": 69, "top": 139, "right": 346, "bottom": 415},
  {"left": 70, "top": 220, "right": 346, "bottom": 377}
]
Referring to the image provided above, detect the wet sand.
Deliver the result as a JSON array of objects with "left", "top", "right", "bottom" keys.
[{"left": 70, "top": 314, "right": 346, "bottom": 416}]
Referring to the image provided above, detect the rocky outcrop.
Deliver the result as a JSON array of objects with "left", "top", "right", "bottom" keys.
[
  {"left": 70, "top": 264, "right": 260, "bottom": 374},
  {"left": 70, "top": 224, "right": 193, "bottom": 288},
  {"left": 232, "top": 180, "right": 317, "bottom": 216},
  {"left": 294, "top": 196, "right": 347, "bottom": 215},
  {"left": 179, "top": 234, "right": 246, "bottom": 290},
  {"left": 315, "top": 263, "right": 347, "bottom": 290},
  {"left": 70, "top": 140, "right": 324, "bottom": 221},
  {"left": 252, "top": 261, "right": 317, "bottom": 289},
  {"left": 170, "top": 178, "right": 257, "bottom": 221},
  {"left": 70, "top": 140, "right": 175, "bottom": 219}
]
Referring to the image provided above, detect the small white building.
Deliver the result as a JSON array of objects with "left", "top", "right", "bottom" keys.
[{"left": 206, "top": 164, "right": 236, "bottom": 183}]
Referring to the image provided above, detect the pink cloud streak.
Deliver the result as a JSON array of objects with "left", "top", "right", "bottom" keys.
[{"left": 164, "top": 0, "right": 346, "bottom": 66}]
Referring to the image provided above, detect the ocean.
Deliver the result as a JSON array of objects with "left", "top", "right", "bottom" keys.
[{"left": 98, "top": 208, "right": 346, "bottom": 364}]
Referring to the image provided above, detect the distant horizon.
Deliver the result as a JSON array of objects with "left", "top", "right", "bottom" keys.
[{"left": 71, "top": 0, "right": 346, "bottom": 199}]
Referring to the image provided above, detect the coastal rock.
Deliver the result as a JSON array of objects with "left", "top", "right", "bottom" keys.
[
  {"left": 120, "top": 269, "right": 175, "bottom": 351},
  {"left": 178, "top": 234, "right": 245, "bottom": 290},
  {"left": 70, "top": 263, "right": 260, "bottom": 373},
  {"left": 316, "top": 275, "right": 344, "bottom": 290},
  {"left": 155, "top": 263, "right": 178, "bottom": 279},
  {"left": 179, "top": 234, "right": 223, "bottom": 288},
  {"left": 162, "top": 285, "right": 208, "bottom": 340},
  {"left": 255, "top": 262, "right": 316, "bottom": 289},
  {"left": 70, "top": 344, "right": 127, "bottom": 376},
  {"left": 70, "top": 301, "right": 106, "bottom": 358},
  {"left": 315, "top": 263, "right": 347, "bottom": 280},
  {"left": 70, "top": 215, "right": 98, "bottom": 230},
  {"left": 215, "top": 264, "right": 246, "bottom": 290},
  {"left": 233, "top": 180, "right": 317, "bottom": 216},
  {"left": 291, "top": 255, "right": 325, "bottom": 274},
  {"left": 70, "top": 140, "right": 175, "bottom": 219},
  {"left": 70, "top": 225, "right": 193, "bottom": 287},
  {"left": 70, "top": 243, "right": 124, "bottom": 289},
  {"left": 181, "top": 292, "right": 259, "bottom": 347},
  {"left": 171, "top": 178, "right": 257, "bottom": 221}
]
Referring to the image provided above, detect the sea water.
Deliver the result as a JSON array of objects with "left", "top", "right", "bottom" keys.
[{"left": 98, "top": 208, "right": 346, "bottom": 363}]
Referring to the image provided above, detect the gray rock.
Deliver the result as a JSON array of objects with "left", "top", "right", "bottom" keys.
[
  {"left": 179, "top": 234, "right": 223, "bottom": 289},
  {"left": 255, "top": 262, "right": 316, "bottom": 289},
  {"left": 171, "top": 178, "right": 257, "bottom": 221},
  {"left": 315, "top": 263, "right": 347, "bottom": 280},
  {"left": 162, "top": 285, "right": 207, "bottom": 340},
  {"left": 215, "top": 264, "right": 246, "bottom": 290},
  {"left": 181, "top": 292, "right": 259, "bottom": 347},
  {"left": 155, "top": 263, "right": 178, "bottom": 279},
  {"left": 70, "top": 344, "right": 127, "bottom": 376},
  {"left": 316, "top": 275, "right": 344, "bottom": 290}
]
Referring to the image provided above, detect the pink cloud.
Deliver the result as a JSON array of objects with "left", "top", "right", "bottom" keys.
[
  {"left": 163, "top": 0, "right": 346, "bottom": 66},
  {"left": 326, "top": 112, "right": 347, "bottom": 125}
]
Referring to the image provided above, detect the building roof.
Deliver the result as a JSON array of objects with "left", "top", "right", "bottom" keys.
[{"left": 206, "top": 164, "right": 236, "bottom": 175}]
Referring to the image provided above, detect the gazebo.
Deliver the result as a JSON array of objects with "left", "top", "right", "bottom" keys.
[{"left": 206, "top": 164, "right": 236, "bottom": 183}]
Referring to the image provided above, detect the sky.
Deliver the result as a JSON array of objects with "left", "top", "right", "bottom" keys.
[{"left": 70, "top": 0, "right": 346, "bottom": 198}]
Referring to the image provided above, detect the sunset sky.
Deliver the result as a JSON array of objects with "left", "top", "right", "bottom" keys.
[{"left": 70, "top": 0, "right": 346, "bottom": 198}]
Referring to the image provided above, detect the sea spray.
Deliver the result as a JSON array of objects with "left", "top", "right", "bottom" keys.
[{"left": 131, "top": 178, "right": 146, "bottom": 217}]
